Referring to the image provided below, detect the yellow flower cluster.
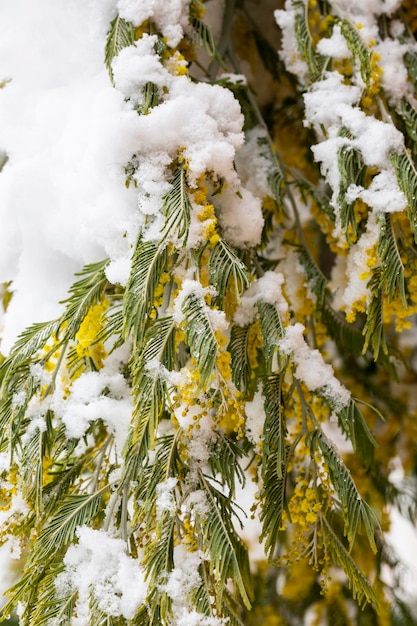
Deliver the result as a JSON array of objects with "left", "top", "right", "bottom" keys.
[
  {"left": 362, "top": 52, "right": 383, "bottom": 112},
  {"left": 0, "top": 465, "right": 18, "bottom": 513},
  {"left": 164, "top": 50, "right": 189, "bottom": 76},
  {"left": 286, "top": 478, "right": 322, "bottom": 529},
  {"left": 150, "top": 271, "right": 171, "bottom": 319},
  {"left": 180, "top": 514, "right": 199, "bottom": 552},
  {"left": 308, "top": 0, "right": 332, "bottom": 43},
  {"left": 345, "top": 295, "right": 367, "bottom": 324},
  {"left": 247, "top": 320, "right": 262, "bottom": 376},
  {"left": 193, "top": 181, "right": 221, "bottom": 248},
  {"left": 75, "top": 299, "right": 109, "bottom": 369},
  {"left": 198, "top": 202, "right": 220, "bottom": 247}
]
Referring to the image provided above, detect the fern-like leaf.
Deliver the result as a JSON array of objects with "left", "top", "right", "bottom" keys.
[
  {"left": 209, "top": 431, "right": 245, "bottom": 496},
  {"left": 161, "top": 164, "right": 192, "bottom": 244},
  {"left": 257, "top": 302, "right": 285, "bottom": 373},
  {"left": 295, "top": 243, "right": 326, "bottom": 308},
  {"left": 0, "top": 319, "right": 61, "bottom": 390},
  {"left": 362, "top": 269, "right": 387, "bottom": 360},
  {"left": 337, "top": 18, "right": 371, "bottom": 85},
  {"left": 180, "top": 291, "right": 218, "bottom": 389},
  {"left": 123, "top": 240, "right": 168, "bottom": 347},
  {"left": 378, "top": 213, "right": 407, "bottom": 307},
  {"left": 321, "top": 515, "right": 377, "bottom": 608},
  {"left": 313, "top": 431, "right": 378, "bottom": 553},
  {"left": 60, "top": 258, "right": 109, "bottom": 339},
  {"left": 391, "top": 150, "right": 417, "bottom": 243},
  {"left": 321, "top": 299, "right": 365, "bottom": 356},
  {"left": 105, "top": 15, "right": 135, "bottom": 83},
  {"left": 208, "top": 239, "right": 250, "bottom": 308},
  {"left": 396, "top": 98, "right": 417, "bottom": 148},
  {"left": 336, "top": 399, "right": 377, "bottom": 468},
  {"left": 191, "top": 15, "right": 223, "bottom": 65},
  {"left": 293, "top": 0, "right": 327, "bottom": 81},
  {"left": 260, "top": 375, "right": 288, "bottom": 558},
  {"left": 32, "top": 490, "right": 105, "bottom": 562},
  {"left": 21, "top": 425, "right": 47, "bottom": 516},
  {"left": 122, "top": 319, "right": 175, "bottom": 479},
  {"left": 404, "top": 50, "right": 417, "bottom": 91},
  {"left": 123, "top": 376, "right": 165, "bottom": 483},
  {"left": 229, "top": 324, "right": 252, "bottom": 393},
  {"left": 143, "top": 512, "right": 176, "bottom": 622},
  {"left": 198, "top": 471, "right": 253, "bottom": 610},
  {"left": 337, "top": 131, "right": 366, "bottom": 243}
]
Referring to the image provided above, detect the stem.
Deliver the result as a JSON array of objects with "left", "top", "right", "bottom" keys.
[{"left": 209, "top": 0, "right": 236, "bottom": 80}]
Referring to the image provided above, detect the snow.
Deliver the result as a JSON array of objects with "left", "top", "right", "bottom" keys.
[
  {"left": 340, "top": 211, "right": 380, "bottom": 314},
  {"left": 156, "top": 477, "right": 178, "bottom": 517},
  {"left": 279, "top": 323, "right": 351, "bottom": 410},
  {"left": 172, "top": 279, "right": 228, "bottom": 333},
  {"left": 53, "top": 354, "right": 134, "bottom": 451},
  {"left": 316, "top": 25, "right": 351, "bottom": 60},
  {"left": 0, "top": 0, "right": 139, "bottom": 354},
  {"left": 234, "top": 271, "right": 288, "bottom": 326},
  {"left": 55, "top": 526, "right": 148, "bottom": 621},
  {"left": 215, "top": 186, "right": 264, "bottom": 248},
  {"left": 164, "top": 545, "right": 203, "bottom": 601},
  {"left": 245, "top": 388, "right": 266, "bottom": 450},
  {"left": 117, "top": 0, "right": 190, "bottom": 47},
  {"left": 375, "top": 38, "right": 417, "bottom": 103},
  {"left": 0, "top": 0, "right": 250, "bottom": 353},
  {"left": 275, "top": 3, "right": 309, "bottom": 84},
  {"left": 347, "top": 169, "right": 407, "bottom": 213}
]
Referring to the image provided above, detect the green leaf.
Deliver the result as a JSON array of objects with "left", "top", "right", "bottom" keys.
[
  {"left": 256, "top": 301, "right": 285, "bottom": 374},
  {"left": 390, "top": 150, "right": 417, "bottom": 244},
  {"left": 180, "top": 290, "right": 218, "bottom": 389},
  {"left": 262, "top": 374, "right": 286, "bottom": 479},
  {"left": 60, "top": 258, "right": 109, "bottom": 340},
  {"left": 321, "top": 515, "right": 378, "bottom": 608},
  {"left": 378, "top": 213, "right": 407, "bottom": 307},
  {"left": 293, "top": 0, "right": 327, "bottom": 81},
  {"left": 136, "top": 81, "right": 160, "bottom": 115},
  {"left": 191, "top": 15, "right": 223, "bottom": 65},
  {"left": 396, "top": 98, "right": 417, "bottom": 148},
  {"left": 143, "top": 513, "right": 175, "bottom": 618},
  {"left": 337, "top": 18, "right": 372, "bottom": 85},
  {"left": 122, "top": 376, "right": 166, "bottom": 481},
  {"left": 32, "top": 490, "right": 105, "bottom": 562},
  {"left": 208, "top": 239, "right": 250, "bottom": 308},
  {"left": 0, "top": 319, "right": 60, "bottom": 387},
  {"left": 198, "top": 471, "right": 253, "bottom": 610},
  {"left": 105, "top": 15, "right": 135, "bottom": 83},
  {"left": 313, "top": 431, "right": 378, "bottom": 553},
  {"left": 21, "top": 426, "right": 47, "bottom": 516},
  {"left": 25, "top": 562, "right": 76, "bottom": 626},
  {"left": 362, "top": 269, "right": 387, "bottom": 360},
  {"left": 209, "top": 431, "right": 245, "bottom": 496},
  {"left": 295, "top": 243, "right": 327, "bottom": 308},
  {"left": 133, "top": 434, "right": 178, "bottom": 529},
  {"left": 260, "top": 375, "right": 288, "bottom": 558},
  {"left": 0, "top": 369, "right": 39, "bottom": 450},
  {"left": 320, "top": 299, "right": 365, "bottom": 356},
  {"left": 336, "top": 399, "right": 377, "bottom": 469},
  {"left": 161, "top": 164, "right": 192, "bottom": 244},
  {"left": 404, "top": 50, "right": 417, "bottom": 92},
  {"left": 122, "top": 317, "right": 176, "bottom": 475},
  {"left": 123, "top": 240, "right": 168, "bottom": 347},
  {"left": 229, "top": 324, "right": 252, "bottom": 393},
  {"left": 337, "top": 130, "right": 366, "bottom": 243}
]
